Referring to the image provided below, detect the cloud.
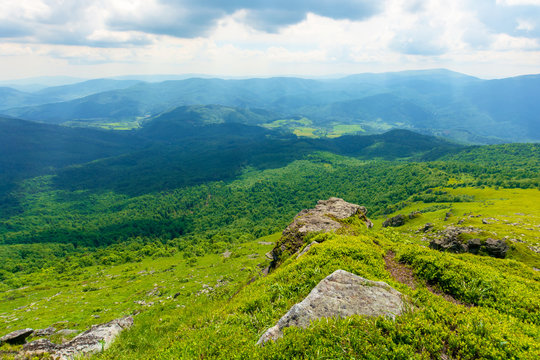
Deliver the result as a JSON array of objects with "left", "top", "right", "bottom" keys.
[
  {"left": 106, "top": 0, "right": 384, "bottom": 37},
  {"left": 390, "top": 30, "right": 447, "bottom": 56},
  {"left": 470, "top": 0, "right": 540, "bottom": 39}
]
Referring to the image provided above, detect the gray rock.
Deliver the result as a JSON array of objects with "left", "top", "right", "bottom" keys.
[
  {"left": 257, "top": 270, "right": 404, "bottom": 345},
  {"left": 0, "top": 328, "right": 33, "bottom": 344},
  {"left": 22, "top": 317, "right": 134, "bottom": 360},
  {"left": 418, "top": 223, "right": 434, "bottom": 233},
  {"left": 484, "top": 238, "right": 509, "bottom": 258},
  {"left": 466, "top": 239, "right": 482, "bottom": 254},
  {"left": 428, "top": 227, "right": 508, "bottom": 258},
  {"left": 429, "top": 237, "right": 467, "bottom": 253},
  {"left": 382, "top": 214, "right": 406, "bottom": 228},
  {"left": 54, "top": 316, "right": 133, "bottom": 360},
  {"left": 23, "top": 338, "right": 59, "bottom": 356},
  {"left": 270, "top": 198, "right": 372, "bottom": 268},
  {"left": 33, "top": 327, "right": 57, "bottom": 337}
]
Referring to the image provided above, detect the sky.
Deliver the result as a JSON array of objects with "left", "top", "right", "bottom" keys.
[{"left": 1, "top": 0, "right": 540, "bottom": 80}]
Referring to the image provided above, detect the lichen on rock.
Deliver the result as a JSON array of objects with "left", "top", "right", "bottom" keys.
[
  {"left": 257, "top": 270, "right": 405, "bottom": 345},
  {"left": 269, "top": 197, "right": 372, "bottom": 269}
]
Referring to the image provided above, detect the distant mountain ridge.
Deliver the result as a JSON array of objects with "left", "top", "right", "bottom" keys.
[{"left": 1, "top": 69, "right": 539, "bottom": 143}]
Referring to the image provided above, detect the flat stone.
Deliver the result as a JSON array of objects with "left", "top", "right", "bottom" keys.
[
  {"left": 257, "top": 270, "right": 404, "bottom": 345},
  {"left": 0, "top": 328, "right": 33, "bottom": 345}
]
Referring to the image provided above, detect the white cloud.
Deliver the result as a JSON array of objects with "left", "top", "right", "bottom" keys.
[{"left": 0, "top": 0, "right": 539, "bottom": 79}]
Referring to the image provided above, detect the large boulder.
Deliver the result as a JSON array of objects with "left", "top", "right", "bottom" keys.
[
  {"left": 0, "top": 328, "right": 33, "bottom": 345},
  {"left": 269, "top": 198, "right": 372, "bottom": 268},
  {"left": 23, "top": 317, "right": 133, "bottom": 360},
  {"left": 382, "top": 214, "right": 406, "bottom": 228},
  {"left": 484, "top": 238, "right": 509, "bottom": 258},
  {"left": 257, "top": 270, "right": 404, "bottom": 345}
]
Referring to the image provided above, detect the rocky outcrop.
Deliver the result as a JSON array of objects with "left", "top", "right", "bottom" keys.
[
  {"left": 269, "top": 198, "right": 372, "bottom": 268},
  {"left": 0, "top": 328, "right": 33, "bottom": 345},
  {"left": 257, "top": 270, "right": 404, "bottom": 345},
  {"left": 22, "top": 339, "right": 59, "bottom": 356},
  {"left": 23, "top": 316, "right": 133, "bottom": 360},
  {"left": 382, "top": 214, "right": 406, "bottom": 228},
  {"left": 33, "top": 327, "right": 57, "bottom": 337},
  {"left": 428, "top": 227, "right": 509, "bottom": 258}
]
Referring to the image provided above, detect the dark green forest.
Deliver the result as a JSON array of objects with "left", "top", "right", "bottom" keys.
[{"left": 1, "top": 136, "right": 538, "bottom": 290}]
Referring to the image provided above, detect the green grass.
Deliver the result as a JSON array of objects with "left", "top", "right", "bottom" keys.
[
  {"left": 377, "top": 187, "right": 540, "bottom": 268},
  {"left": 0, "top": 239, "right": 274, "bottom": 336},
  {"left": 95, "top": 226, "right": 539, "bottom": 359}
]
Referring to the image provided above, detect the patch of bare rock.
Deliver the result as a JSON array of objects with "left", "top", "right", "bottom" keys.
[
  {"left": 10, "top": 316, "right": 134, "bottom": 359},
  {"left": 257, "top": 270, "right": 404, "bottom": 345},
  {"left": 269, "top": 197, "right": 373, "bottom": 268}
]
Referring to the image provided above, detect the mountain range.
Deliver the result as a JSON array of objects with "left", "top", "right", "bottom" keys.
[{"left": 1, "top": 69, "right": 539, "bottom": 143}]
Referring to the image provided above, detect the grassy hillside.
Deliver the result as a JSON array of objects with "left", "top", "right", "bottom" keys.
[
  {"left": 0, "top": 135, "right": 538, "bottom": 358},
  {"left": 1, "top": 188, "right": 538, "bottom": 359}
]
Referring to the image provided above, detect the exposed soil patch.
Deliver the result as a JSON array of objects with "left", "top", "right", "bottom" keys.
[
  {"left": 425, "top": 283, "right": 466, "bottom": 306},
  {"left": 384, "top": 251, "right": 465, "bottom": 306},
  {"left": 384, "top": 251, "right": 417, "bottom": 289}
]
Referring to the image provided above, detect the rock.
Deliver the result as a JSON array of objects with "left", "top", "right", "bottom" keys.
[
  {"left": 269, "top": 198, "right": 372, "bottom": 268},
  {"left": 0, "top": 328, "right": 33, "bottom": 345},
  {"left": 53, "top": 316, "right": 133, "bottom": 360},
  {"left": 296, "top": 241, "right": 319, "bottom": 259},
  {"left": 33, "top": 327, "right": 57, "bottom": 337},
  {"left": 484, "top": 238, "right": 509, "bottom": 258},
  {"left": 382, "top": 214, "right": 406, "bottom": 228},
  {"left": 466, "top": 239, "right": 482, "bottom": 254},
  {"left": 222, "top": 250, "right": 232, "bottom": 258},
  {"left": 408, "top": 211, "right": 421, "bottom": 219},
  {"left": 482, "top": 218, "right": 490, "bottom": 224},
  {"left": 428, "top": 227, "right": 508, "bottom": 258},
  {"left": 430, "top": 237, "right": 467, "bottom": 253},
  {"left": 23, "top": 339, "right": 59, "bottom": 356},
  {"left": 457, "top": 219, "right": 465, "bottom": 225},
  {"left": 418, "top": 223, "right": 434, "bottom": 233},
  {"left": 444, "top": 212, "right": 453, "bottom": 221},
  {"left": 257, "top": 270, "right": 404, "bottom": 345}
]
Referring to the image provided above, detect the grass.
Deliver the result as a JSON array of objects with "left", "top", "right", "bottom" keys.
[
  {"left": 1, "top": 186, "right": 539, "bottom": 359},
  {"left": 376, "top": 187, "right": 540, "bottom": 268},
  {"left": 0, "top": 239, "right": 274, "bottom": 337}
]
